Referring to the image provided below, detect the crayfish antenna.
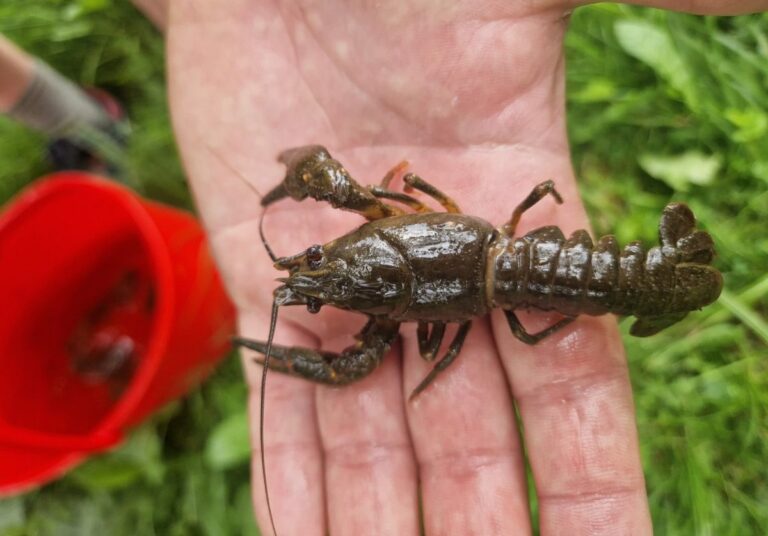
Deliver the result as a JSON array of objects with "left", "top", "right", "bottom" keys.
[
  {"left": 259, "top": 300, "right": 280, "bottom": 536},
  {"left": 204, "top": 143, "right": 265, "bottom": 200},
  {"left": 204, "top": 143, "right": 279, "bottom": 262},
  {"left": 259, "top": 206, "right": 278, "bottom": 263}
]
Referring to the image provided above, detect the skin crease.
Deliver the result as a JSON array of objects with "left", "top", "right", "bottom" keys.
[{"left": 165, "top": 1, "right": 768, "bottom": 535}]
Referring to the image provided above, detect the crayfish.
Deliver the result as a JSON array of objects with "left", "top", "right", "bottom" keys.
[
  {"left": 232, "top": 145, "right": 723, "bottom": 536},
  {"left": 235, "top": 145, "right": 722, "bottom": 397}
]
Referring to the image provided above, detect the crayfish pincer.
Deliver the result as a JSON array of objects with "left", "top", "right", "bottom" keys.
[{"left": 234, "top": 145, "right": 724, "bottom": 400}]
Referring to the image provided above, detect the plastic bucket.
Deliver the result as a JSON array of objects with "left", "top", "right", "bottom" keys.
[{"left": 0, "top": 172, "right": 235, "bottom": 494}]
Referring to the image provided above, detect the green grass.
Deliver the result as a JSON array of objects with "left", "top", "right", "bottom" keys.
[
  {"left": 1, "top": 2, "right": 767, "bottom": 535},
  {"left": 567, "top": 6, "right": 768, "bottom": 534}
]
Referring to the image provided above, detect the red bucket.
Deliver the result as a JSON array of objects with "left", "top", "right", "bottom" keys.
[{"left": 0, "top": 172, "right": 236, "bottom": 495}]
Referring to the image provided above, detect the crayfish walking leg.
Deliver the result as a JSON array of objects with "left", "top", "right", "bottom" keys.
[
  {"left": 502, "top": 179, "right": 563, "bottom": 236},
  {"left": 504, "top": 311, "right": 576, "bottom": 345},
  {"left": 408, "top": 321, "right": 472, "bottom": 400},
  {"left": 416, "top": 322, "right": 446, "bottom": 361},
  {"left": 497, "top": 181, "right": 575, "bottom": 344},
  {"left": 402, "top": 173, "right": 462, "bottom": 213}
]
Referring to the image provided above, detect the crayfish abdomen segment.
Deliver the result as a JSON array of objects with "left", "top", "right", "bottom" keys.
[{"left": 490, "top": 203, "right": 722, "bottom": 323}]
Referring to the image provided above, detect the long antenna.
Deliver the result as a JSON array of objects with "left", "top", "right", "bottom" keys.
[
  {"left": 205, "top": 143, "right": 265, "bottom": 200},
  {"left": 206, "top": 145, "right": 281, "bottom": 533},
  {"left": 205, "top": 144, "right": 279, "bottom": 262},
  {"left": 260, "top": 300, "right": 280, "bottom": 536},
  {"left": 259, "top": 207, "right": 278, "bottom": 263}
]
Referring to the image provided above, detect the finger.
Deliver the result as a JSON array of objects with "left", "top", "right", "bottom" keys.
[
  {"left": 239, "top": 311, "right": 326, "bottom": 536},
  {"left": 493, "top": 312, "right": 652, "bottom": 535},
  {"left": 317, "top": 331, "right": 419, "bottom": 536},
  {"left": 404, "top": 322, "right": 532, "bottom": 535},
  {"left": 575, "top": 0, "right": 768, "bottom": 15}
]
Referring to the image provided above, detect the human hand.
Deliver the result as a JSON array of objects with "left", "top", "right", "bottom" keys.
[{"left": 166, "top": 1, "right": 766, "bottom": 534}]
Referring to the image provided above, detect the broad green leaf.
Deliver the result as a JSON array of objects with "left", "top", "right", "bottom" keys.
[
  {"left": 614, "top": 19, "right": 699, "bottom": 111},
  {"left": 64, "top": 425, "right": 164, "bottom": 491},
  {"left": 638, "top": 151, "right": 722, "bottom": 191},
  {"left": 569, "top": 78, "right": 617, "bottom": 103},
  {"left": 67, "top": 457, "right": 143, "bottom": 491},
  {"left": 78, "top": 0, "right": 112, "bottom": 13},
  {"left": 725, "top": 108, "right": 768, "bottom": 143},
  {"left": 752, "top": 161, "right": 768, "bottom": 184},
  {"left": 205, "top": 411, "right": 251, "bottom": 469},
  {"left": 50, "top": 20, "right": 92, "bottom": 40}
]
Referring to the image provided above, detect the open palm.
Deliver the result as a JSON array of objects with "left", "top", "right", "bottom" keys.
[{"left": 166, "top": 1, "right": 764, "bottom": 534}]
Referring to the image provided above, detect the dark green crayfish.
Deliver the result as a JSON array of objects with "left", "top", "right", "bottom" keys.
[
  {"left": 233, "top": 145, "right": 723, "bottom": 536},
  {"left": 236, "top": 145, "right": 723, "bottom": 399}
]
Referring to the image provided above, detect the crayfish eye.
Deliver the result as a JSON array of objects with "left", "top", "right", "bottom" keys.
[
  {"left": 306, "top": 297, "right": 322, "bottom": 314},
  {"left": 306, "top": 244, "right": 323, "bottom": 269}
]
